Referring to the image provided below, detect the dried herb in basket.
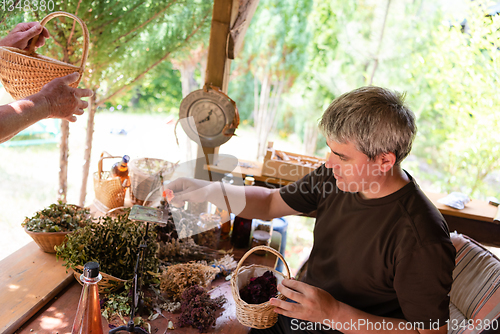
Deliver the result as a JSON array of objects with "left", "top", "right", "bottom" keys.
[
  {"left": 55, "top": 213, "right": 159, "bottom": 280},
  {"left": 22, "top": 201, "right": 90, "bottom": 232},
  {"left": 239, "top": 271, "right": 278, "bottom": 304}
]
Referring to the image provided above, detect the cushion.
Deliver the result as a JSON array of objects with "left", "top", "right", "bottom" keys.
[{"left": 448, "top": 232, "right": 500, "bottom": 334}]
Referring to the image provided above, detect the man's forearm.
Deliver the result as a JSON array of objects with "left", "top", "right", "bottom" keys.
[{"left": 0, "top": 94, "right": 49, "bottom": 143}]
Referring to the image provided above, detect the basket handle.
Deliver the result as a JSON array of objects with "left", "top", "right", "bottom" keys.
[
  {"left": 234, "top": 245, "right": 290, "bottom": 280},
  {"left": 28, "top": 11, "right": 89, "bottom": 72},
  {"left": 97, "top": 151, "right": 122, "bottom": 181}
]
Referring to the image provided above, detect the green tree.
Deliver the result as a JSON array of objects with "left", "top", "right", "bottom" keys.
[
  {"left": 407, "top": 1, "right": 500, "bottom": 199},
  {"left": 229, "top": 0, "right": 313, "bottom": 159}
]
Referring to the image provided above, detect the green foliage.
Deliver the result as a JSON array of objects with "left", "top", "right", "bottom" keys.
[
  {"left": 0, "top": 0, "right": 211, "bottom": 107},
  {"left": 407, "top": 1, "right": 500, "bottom": 198},
  {"left": 56, "top": 213, "right": 159, "bottom": 280},
  {"left": 229, "top": 0, "right": 313, "bottom": 120}
]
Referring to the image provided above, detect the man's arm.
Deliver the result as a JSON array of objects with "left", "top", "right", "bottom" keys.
[
  {"left": 0, "top": 73, "right": 93, "bottom": 143},
  {"left": 167, "top": 177, "right": 300, "bottom": 220},
  {"left": 272, "top": 279, "right": 447, "bottom": 334}
]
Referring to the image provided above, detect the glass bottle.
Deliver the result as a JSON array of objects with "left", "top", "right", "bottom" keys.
[
  {"left": 231, "top": 176, "right": 255, "bottom": 248},
  {"left": 111, "top": 155, "right": 130, "bottom": 187},
  {"left": 71, "top": 262, "right": 104, "bottom": 334},
  {"left": 216, "top": 173, "right": 234, "bottom": 238}
]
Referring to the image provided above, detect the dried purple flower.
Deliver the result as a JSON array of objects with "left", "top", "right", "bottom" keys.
[{"left": 239, "top": 271, "right": 277, "bottom": 304}]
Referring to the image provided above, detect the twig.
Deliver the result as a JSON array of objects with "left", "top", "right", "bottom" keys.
[{"left": 67, "top": 0, "right": 83, "bottom": 46}]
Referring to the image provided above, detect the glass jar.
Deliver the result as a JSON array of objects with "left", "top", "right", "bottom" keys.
[
  {"left": 251, "top": 219, "right": 273, "bottom": 255},
  {"left": 195, "top": 213, "right": 222, "bottom": 249}
]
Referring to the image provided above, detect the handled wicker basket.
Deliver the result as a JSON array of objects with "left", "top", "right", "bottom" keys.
[
  {"left": 0, "top": 11, "right": 89, "bottom": 99},
  {"left": 93, "top": 152, "right": 127, "bottom": 212},
  {"left": 231, "top": 245, "right": 291, "bottom": 329}
]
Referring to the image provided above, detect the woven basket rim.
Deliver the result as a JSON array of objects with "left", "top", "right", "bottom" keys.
[
  {"left": 129, "top": 158, "right": 177, "bottom": 176},
  {"left": 0, "top": 46, "right": 81, "bottom": 69},
  {"left": 24, "top": 227, "right": 73, "bottom": 235}
]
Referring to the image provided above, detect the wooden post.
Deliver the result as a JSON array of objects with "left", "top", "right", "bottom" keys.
[
  {"left": 58, "top": 120, "right": 69, "bottom": 203},
  {"left": 79, "top": 90, "right": 97, "bottom": 207},
  {"left": 195, "top": 0, "right": 238, "bottom": 180}
]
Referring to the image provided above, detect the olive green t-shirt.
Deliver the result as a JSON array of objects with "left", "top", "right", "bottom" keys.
[{"left": 279, "top": 165, "right": 455, "bottom": 328}]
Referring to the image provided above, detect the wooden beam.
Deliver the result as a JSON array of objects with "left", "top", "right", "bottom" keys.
[
  {"left": 204, "top": 0, "right": 235, "bottom": 89},
  {"left": 228, "top": 0, "right": 260, "bottom": 59},
  {"left": 196, "top": 0, "right": 239, "bottom": 180}
]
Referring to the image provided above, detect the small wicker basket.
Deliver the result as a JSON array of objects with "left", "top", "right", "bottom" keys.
[
  {"left": 0, "top": 11, "right": 89, "bottom": 100},
  {"left": 231, "top": 246, "right": 290, "bottom": 329},
  {"left": 24, "top": 228, "right": 71, "bottom": 253},
  {"left": 129, "top": 158, "right": 177, "bottom": 206},
  {"left": 93, "top": 152, "right": 127, "bottom": 212},
  {"left": 73, "top": 265, "right": 128, "bottom": 294}
]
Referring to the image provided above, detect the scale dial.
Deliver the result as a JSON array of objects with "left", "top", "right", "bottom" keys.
[{"left": 179, "top": 88, "right": 238, "bottom": 147}]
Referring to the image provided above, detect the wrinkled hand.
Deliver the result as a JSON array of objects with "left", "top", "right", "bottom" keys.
[
  {"left": 0, "top": 22, "right": 50, "bottom": 50},
  {"left": 270, "top": 279, "right": 340, "bottom": 323},
  {"left": 37, "top": 73, "right": 93, "bottom": 122},
  {"left": 165, "top": 177, "right": 213, "bottom": 207}
]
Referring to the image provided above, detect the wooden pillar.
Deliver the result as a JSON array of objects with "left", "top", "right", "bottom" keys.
[{"left": 195, "top": 0, "right": 238, "bottom": 180}]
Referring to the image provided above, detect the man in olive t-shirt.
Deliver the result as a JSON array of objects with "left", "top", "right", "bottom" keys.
[{"left": 167, "top": 86, "right": 456, "bottom": 334}]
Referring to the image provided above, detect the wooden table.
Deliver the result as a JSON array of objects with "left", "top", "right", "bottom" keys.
[{"left": 3, "top": 234, "right": 282, "bottom": 334}]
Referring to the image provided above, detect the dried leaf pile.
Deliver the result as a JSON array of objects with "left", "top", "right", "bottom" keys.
[
  {"left": 178, "top": 285, "right": 226, "bottom": 333},
  {"left": 160, "top": 262, "right": 219, "bottom": 301}
]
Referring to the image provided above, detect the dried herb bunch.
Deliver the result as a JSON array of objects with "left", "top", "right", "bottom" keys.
[
  {"left": 23, "top": 201, "right": 91, "bottom": 232},
  {"left": 239, "top": 271, "right": 278, "bottom": 304},
  {"left": 160, "top": 262, "right": 219, "bottom": 301},
  {"left": 178, "top": 285, "right": 226, "bottom": 333},
  {"left": 56, "top": 214, "right": 159, "bottom": 280}
]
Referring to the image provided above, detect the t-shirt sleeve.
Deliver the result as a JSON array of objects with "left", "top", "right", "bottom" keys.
[
  {"left": 394, "top": 241, "right": 456, "bottom": 328},
  {"left": 279, "top": 164, "right": 331, "bottom": 214}
]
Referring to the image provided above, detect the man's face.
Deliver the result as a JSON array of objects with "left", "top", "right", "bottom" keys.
[{"left": 325, "top": 139, "right": 382, "bottom": 195}]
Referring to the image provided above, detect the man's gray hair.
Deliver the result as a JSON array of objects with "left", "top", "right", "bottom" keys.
[{"left": 319, "top": 86, "right": 417, "bottom": 165}]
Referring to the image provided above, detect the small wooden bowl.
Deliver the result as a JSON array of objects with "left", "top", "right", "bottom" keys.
[{"left": 24, "top": 228, "right": 71, "bottom": 253}]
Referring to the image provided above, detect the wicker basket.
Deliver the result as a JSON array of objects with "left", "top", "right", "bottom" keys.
[
  {"left": 231, "top": 246, "right": 291, "bottom": 329},
  {"left": 0, "top": 11, "right": 89, "bottom": 100},
  {"left": 93, "top": 152, "right": 127, "bottom": 212},
  {"left": 129, "top": 158, "right": 177, "bottom": 206},
  {"left": 24, "top": 228, "right": 71, "bottom": 253},
  {"left": 73, "top": 265, "right": 128, "bottom": 294}
]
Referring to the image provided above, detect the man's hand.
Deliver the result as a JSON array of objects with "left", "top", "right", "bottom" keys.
[
  {"left": 165, "top": 177, "right": 213, "bottom": 207},
  {"left": 270, "top": 279, "right": 340, "bottom": 323},
  {"left": 35, "top": 73, "right": 93, "bottom": 122},
  {"left": 0, "top": 22, "right": 50, "bottom": 50}
]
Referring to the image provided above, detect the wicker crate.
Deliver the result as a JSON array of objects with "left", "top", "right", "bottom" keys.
[{"left": 261, "top": 142, "right": 326, "bottom": 182}]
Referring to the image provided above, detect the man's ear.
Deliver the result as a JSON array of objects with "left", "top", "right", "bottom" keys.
[{"left": 376, "top": 152, "right": 396, "bottom": 173}]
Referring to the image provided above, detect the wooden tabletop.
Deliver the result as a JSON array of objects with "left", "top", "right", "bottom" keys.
[{"left": 4, "top": 233, "right": 282, "bottom": 334}]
